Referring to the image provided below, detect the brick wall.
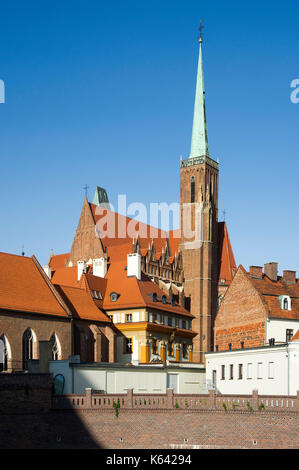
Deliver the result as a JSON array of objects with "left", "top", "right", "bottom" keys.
[{"left": 215, "top": 268, "right": 267, "bottom": 350}]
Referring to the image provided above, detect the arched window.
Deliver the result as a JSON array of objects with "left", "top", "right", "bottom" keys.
[
  {"left": 283, "top": 298, "right": 288, "bottom": 310},
  {"left": 0, "top": 334, "right": 9, "bottom": 372},
  {"left": 50, "top": 334, "right": 60, "bottom": 361},
  {"left": 190, "top": 176, "right": 195, "bottom": 203},
  {"left": 22, "top": 328, "right": 34, "bottom": 370}
]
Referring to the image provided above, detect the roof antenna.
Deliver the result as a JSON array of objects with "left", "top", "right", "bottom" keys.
[
  {"left": 83, "top": 184, "right": 89, "bottom": 198},
  {"left": 21, "top": 244, "right": 25, "bottom": 256}
]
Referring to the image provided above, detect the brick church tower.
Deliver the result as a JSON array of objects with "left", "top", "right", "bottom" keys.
[{"left": 180, "top": 35, "right": 219, "bottom": 363}]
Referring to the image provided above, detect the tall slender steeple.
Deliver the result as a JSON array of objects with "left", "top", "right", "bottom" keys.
[{"left": 189, "top": 33, "right": 209, "bottom": 159}]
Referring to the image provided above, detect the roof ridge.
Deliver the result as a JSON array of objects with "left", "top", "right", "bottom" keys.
[{"left": 31, "top": 256, "right": 72, "bottom": 317}]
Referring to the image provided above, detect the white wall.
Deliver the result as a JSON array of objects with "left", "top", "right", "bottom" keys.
[
  {"left": 266, "top": 318, "right": 299, "bottom": 344},
  {"left": 49, "top": 361, "right": 206, "bottom": 395},
  {"left": 206, "top": 343, "right": 299, "bottom": 396}
]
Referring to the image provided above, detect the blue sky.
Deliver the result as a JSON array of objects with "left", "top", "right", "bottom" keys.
[{"left": 0, "top": 0, "right": 298, "bottom": 274}]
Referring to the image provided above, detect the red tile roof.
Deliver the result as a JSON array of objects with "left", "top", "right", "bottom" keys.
[
  {"left": 49, "top": 253, "right": 69, "bottom": 270},
  {"left": 55, "top": 285, "right": 110, "bottom": 323},
  {"left": 0, "top": 252, "right": 70, "bottom": 318},
  {"left": 103, "top": 260, "right": 194, "bottom": 317},
  {"left": 217, "top": 222, "right": 237, "bottom": 285}
]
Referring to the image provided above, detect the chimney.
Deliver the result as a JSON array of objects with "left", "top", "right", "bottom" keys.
[
  {"left": 43, "top": 265, "right": 52, "bottom": 279},
  {"left": 264, "top": 262, "right": 278, "bottom": 282},
  {"left": 77, "top": 260, "right": 87, "bottom": 281},
  {"left": 93, "top": 258, "right": 107, "bottom": 278},
  {"left": 283, "top": 270, "right": 296, "bottom": 284},
  {"left": 249, "top": 266, "right": 263, "bottom": 279},
  {"left": 127, "top": 253, "right": 141, "bottom": 280}
]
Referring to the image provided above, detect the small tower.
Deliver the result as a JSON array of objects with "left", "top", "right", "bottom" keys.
[{"left": 180, "top": 26, "right": 219, "bottom": 363}]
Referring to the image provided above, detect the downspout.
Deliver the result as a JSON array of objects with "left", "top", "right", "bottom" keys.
[{"left": 287, "top": 343, "right": 290, "bottom": 396}]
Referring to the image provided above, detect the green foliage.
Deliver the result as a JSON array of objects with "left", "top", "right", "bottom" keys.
[
  {"left": 113, "top": 399, "right": 120, "bottom": 417},
  {"left": 232, "top": 402, "right": 239, "bottom": 411},
  {"left": 222, "top": 402, "right": 227, "bottom": 411},
  {"left": 258, "top": 403, "right": 265, "bottom": 411},
  {"left": 247, "top": 401, "right": 253, "bottom": 413},
  {"left": 185, "top": 400, "right": 189, "bottom": 408},
  {"left": 175, "top": 400, "right": 179, "bottom": 408}
]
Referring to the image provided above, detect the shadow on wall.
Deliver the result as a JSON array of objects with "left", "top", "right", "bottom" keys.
[{"left": 0, "top": 373, "right": 102, "bottom": 449}]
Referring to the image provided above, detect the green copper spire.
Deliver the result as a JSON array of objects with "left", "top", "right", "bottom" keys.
[{"left": 189, "top": 37, "right": 209, "bottom": 159}]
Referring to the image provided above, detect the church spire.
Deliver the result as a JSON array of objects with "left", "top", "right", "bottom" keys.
[{"left": 190, "top": 28, "right": 209, "bottom": 159}]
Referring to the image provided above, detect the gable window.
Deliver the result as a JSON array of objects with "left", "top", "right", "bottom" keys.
[
  {"left": 286, "top": 329, "right": 293, "bottom": 343},
  {"left": 279, "top": 295, "right": 291, "bottom": 311},
  {"left": 110, "top": 292, "right": 119, "bottom": 302}
]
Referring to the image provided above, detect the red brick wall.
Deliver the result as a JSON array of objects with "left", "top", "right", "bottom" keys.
[
  {"left": 215, "top": 268, "right": 267, "bottom": 350},
  {"left": 0, "top": 409, "right": 298, "bottom": 449},
  {"left": 0, "top": 310, "right": 72, "bottom": 370}
]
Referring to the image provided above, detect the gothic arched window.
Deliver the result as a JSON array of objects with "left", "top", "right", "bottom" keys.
[
  {"left": 22, "top": 328, "right": 34, "bottom": 370},
  {"left": 0, "top": 334, "right": 9, "bottom": 372},
  {"left": 190, "top": 176, "right": 195, "bottom": 203},
  {"left": 50, "top": 334, "right": 60, "bottom": 361}
]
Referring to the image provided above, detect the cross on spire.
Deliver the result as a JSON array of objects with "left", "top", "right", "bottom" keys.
[
  {"left": 198, "top": 20, "right": 204, "bottom": 43},
  {"left": 83, "top": 184, "right": 89, "bottom": 198}
]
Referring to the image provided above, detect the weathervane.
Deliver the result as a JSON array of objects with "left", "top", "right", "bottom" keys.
[{"left": 198, "top": 20, "right": 204, "bottom": 43}]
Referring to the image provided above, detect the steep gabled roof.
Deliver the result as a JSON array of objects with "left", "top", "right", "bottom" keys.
[
  {"left": 217, "top": 222, "right": 237, "bottom": 285},
  {"left": 49, "top": 253, "right": 69, "bottom": 270},
  {"left": 0, "top": 252, "right": 71, "bottom": 318}
]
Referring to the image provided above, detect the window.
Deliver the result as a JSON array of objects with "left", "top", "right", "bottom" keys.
[
  {"left": 182, "top": 320, "right": 186, "bottom": 329},
  {"left": 109, "top": 315, "right": 113, "bottom": 322},
  {"left": 23, "top": 328, "right": 34, "bottom": 370},
  {"left": 0, "top": 335, "right": 9, "bottom": 372},
  {"left": 162, "top": 295, "right": 167, "bottom": 305},
  {"left": 247, "top": 363, "right": 253, "bottom": 379},
  {"left": 152, "top": 339, "right": 158, "bottom": 355},
  {"left": 126, "top": 313, "right": 133, "bottom": 323},
  {"left": 238, "top": 364, "right": 243, "bottom": 380},
  {"left": 190, "top": 176, "right": 195, "bottom": 203},
  {"left": 221, "top": 365, "right": 225, "bottom": 380},
  {"left": 283, "top": 298, "right": 288, "bottom": 310},
  {"left": 168, "top": 317, "right": 173, "bottom": 327},
  {"left": 50, "top": 334, "right": 60, "bottom": 361},
  {"left": 257, "top": 362, "right": 263, "bottom": 379},
  {"left": 268, "top": 362, "right": 274, "bottom": 379},
  {"left": 110, "top": 292, "right": 119, "bottom": 302},
  {"left": 152, "top": 313, "right": 157, "bottom": 323},
  {"left": 182, "top": 343, "right": 188, "bottom": 359},
  {"left": 160, "top": 315, "right": 165, "bottom": 325},
  {"left": 168, "top": 342, "right": 174, "bottom": 357},
  {"left": 123, "top": 337, "right": 133, "bottom": 354},
  {"left": 229, "top": 364, "right": 233, "bottom": 380},
  {"left": 286, "top": 329, "right": 293, "bottom": 343},
  {"left": 279, "top": 295, "right": 291, "bottom": 311}
]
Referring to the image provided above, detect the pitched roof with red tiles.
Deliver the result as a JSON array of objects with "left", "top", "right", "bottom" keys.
[
  {"left": 217, "top": 222, "right": 237, "bottom": 285},
  {"left": 90, "top": 204, "right": 168, "bottom": 261},
  {"left": 103, "top": 260, "right": 194, "bottom": 317},
  {"left": 49, "top": 253, "right": 70, "bottom": 270},
  {"left": 55, "top": 284, "right": 110, "bottom": 323},
  {"left": 237, "top": 265, "right": 299, "bottom": 320},
  {"left": 0, "top": 252, "right": 70, "bottom": 318}
]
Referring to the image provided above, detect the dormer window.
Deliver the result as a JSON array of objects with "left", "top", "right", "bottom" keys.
[
  {"left": 152, "top": 293, "right": 158, "bottom": 302},
  {"left": 110, "top": 292, "right": 119, "bottom": 302},
  {"left": 279, "top": 295, "right": 291, "bottom": 311},
  {"left": 162, "top": 295, "right": 167, "bottom": 304}
]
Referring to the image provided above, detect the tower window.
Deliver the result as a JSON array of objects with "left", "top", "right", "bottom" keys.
[{"left": 190, "top": 176, "right": 195, "bottom": 203}]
